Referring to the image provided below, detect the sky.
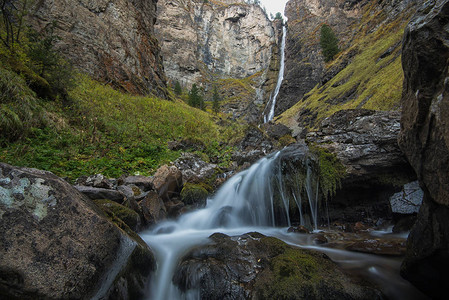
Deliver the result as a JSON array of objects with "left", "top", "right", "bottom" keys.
[{"left": 259, "top": 0, "right": 289, "bottom": 19}]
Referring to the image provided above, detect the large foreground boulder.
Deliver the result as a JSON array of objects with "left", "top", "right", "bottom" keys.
[
  {"left": 0, "top": 163, "right": 155, "bottom": 299},
  {"left": 174, "top": 232, "right": 382, "bottom": 299},
  {"left": 398, "top": 1, "right": 449, "bottom": 298}
]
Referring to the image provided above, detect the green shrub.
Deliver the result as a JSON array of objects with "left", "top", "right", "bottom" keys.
[{"left": 320, "top": 24, "right": 340, "bottom": 62}]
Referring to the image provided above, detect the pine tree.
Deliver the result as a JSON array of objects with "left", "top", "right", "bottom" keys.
[
  {"left": 174, "top": 81, "right": 182, "bottom": 96},
  {"left": 212, "top": 86, "right": 220, "bottom": 114},
  {"left": 188, "top": 84, "right": 204, "bottom": 109},
  {"left": 320, "top": 24, "right": 340, "bottom": 62}
]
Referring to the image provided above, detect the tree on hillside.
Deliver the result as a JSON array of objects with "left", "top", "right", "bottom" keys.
[
  {"left": 0, "top": 0, "right": 34, "bottom": 49},
  {"left": 212, "top": 86, "right": 220, "bottom": 114},
  {"left": 188, "top": 84, "right": 204, "bottom": 110},
  {"left": 320, "top": 24, "right": 340, "bottom": 62},
  {"left": 174, "top": 81, "right": 182, "bottom": 96}
]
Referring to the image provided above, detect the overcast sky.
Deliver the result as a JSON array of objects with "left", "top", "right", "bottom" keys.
[{"left": 259, "top": 0, "right": 289, "bottom": 19}]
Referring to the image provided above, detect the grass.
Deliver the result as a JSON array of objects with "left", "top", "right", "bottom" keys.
[
  {"left": 0, "top": 71, "right": 244, "bottom": 181},
  {"left": 277, "top": 2, "right": 413, "bottom": 129}
]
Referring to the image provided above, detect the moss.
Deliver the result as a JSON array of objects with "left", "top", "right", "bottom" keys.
[
  {"left": 180, "top": 183, "right": 210, "bottom": 206},
  {"left": 277, "top": 3, "right": 412, "bottom": 130},
  {"left": 309, "top": 145, "right": 346, "bottom": 199},
  {"left": 278, "top": 134, "right": 296, "bottom": 147},
  {"left": 93, "top": 199, "right": 140, "bottom": 232},
  {"left": 255, "top": 237, "right": 346, "bottom": 300}
]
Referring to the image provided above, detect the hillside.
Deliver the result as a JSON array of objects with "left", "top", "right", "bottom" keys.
[{"left": 276, "top": 0, "right": 420, "bottom": 135}]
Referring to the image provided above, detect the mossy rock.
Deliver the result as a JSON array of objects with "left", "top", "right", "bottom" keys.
[
  {"left": 93, "top": 199, "right": 141, "bottom": 232},
  {"left": 180, "top": 182, "right": 209, "bottom": 206}
]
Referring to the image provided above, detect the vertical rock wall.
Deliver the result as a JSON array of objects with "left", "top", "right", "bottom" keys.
[
  {"left": 30, "top": 0, "right": 167, "bottom": 97},
  {"left": 155, "top": 0, "right": 276, "bottom": 121},
  {"left": 399, "top": 1, "right": 449, "bottom": 298}
]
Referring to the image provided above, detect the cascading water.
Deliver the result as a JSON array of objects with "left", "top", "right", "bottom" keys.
[
  {"left": 140, "top": 146, "right": 424, "bottom": 300},
  {"left": 141, "top": 147, "right": 321, "bottom": 299},
  {"left": 264, "top": 25, "right": 287, "bottom": 123}
]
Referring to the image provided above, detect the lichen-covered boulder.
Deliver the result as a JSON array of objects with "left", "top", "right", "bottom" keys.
[
  {"left": 173, "top": 232, "right": 382, "bottom": 299},
  {"left": 398, "top": 1, "right": 449, "bottom": 298},
  {"left": 0, "top": 163, "right": 155, "bottom": 299}
]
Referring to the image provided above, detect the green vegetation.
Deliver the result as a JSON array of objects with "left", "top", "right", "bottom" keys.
[
  {"left": 211, "top": 86, "right": 220, "bottom": 114},
  {"left": 320, "top": 24, "right": 340, "bottom": 62},
  {"left": 278, "top": 2, "right": 413, "bottom": 129},
  {"left": 180, "top": 182, "right": 210, "bottom": 206},
  {"left": 0, "top": 2, "right": 247, "bottom": 181},
  {"left": 93, "top": 199, "right": 141, "bottom": 231},
  {"left": 188, "top": 83, "right": 205, "bottom": 110},
  {"left": 310, "top": 145, "right": 346, "bottom": 199}
]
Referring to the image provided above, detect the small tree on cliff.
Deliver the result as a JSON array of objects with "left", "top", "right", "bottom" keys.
[
  {"left": 320, "top": 24, "right": 340, "bottom": 62},
  {"left": 188, "top": 84, "right": 204, "bottom": 110}
]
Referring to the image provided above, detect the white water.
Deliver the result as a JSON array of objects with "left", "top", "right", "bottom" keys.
[
  {"left": 140, "top": 148, "right": 425, "bottom": 300},
  {"left": 265, "top": 25, "right": 286, "bottom": 123}
]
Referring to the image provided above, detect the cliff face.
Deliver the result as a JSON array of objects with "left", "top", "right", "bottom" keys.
[
  {"left": 399, "top": 1, "right": 449, "bottom": 298},
  {"left": 276, "top": 0, "right": 366, "bottom": 117},
  {"left": 155, "top": 0, "right": 276, "bottom": 121},
  {"left": 277, "top": 0, "right": 421, "bottom": 136},
  {"left": 30, "top": 0, "right": 167, "bottom": 97}
]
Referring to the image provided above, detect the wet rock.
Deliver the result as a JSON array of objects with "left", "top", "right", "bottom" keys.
[
  {"left": 139, "top": 191, "right": 167, "bottom": 225},
  {"left": 116, "top": 185, "right": 140, "bottom": 212},
  {"left": 164, "top": 200, "right": 185, "bottom": 218},
  {"left": 390, "top": 181, "right": 423, "bottom": 214},
  {"left": 74, "top": 185, "right": 125, "bottom": 203},
  {"left": 173, "top": 232, "right": 382, "bottom": 299},
  {"left": 398, "top": 1, "right": 449, "bottom": 298},
  {"left": 346, "top": 239, "right": 406, "bottom": 256},
  {"left": 288, "top": 226, "right": 310, "bottom": 234},
  {"left": 306, "top": 109, "right": 416, "bottom": 224},
  {"left": 151, "top": 165, "right": 182, "bottom": 201},
  {"left": 313, "top": 234, "right": 328, "bottom": 245},
  {"left": 93, "top": 199, "right": 142, "bottom": 232},
  {"left": 180, "top": 183, "right": 209, "bottom": 207},
  {"left": 0, "top": 163, "right": 155, "bottom": 299},
  {"left": 392, "top": 215, "right": 417, "bottom": 234},
  {"left": 119, "top": 175, "right": 154, "bottom": 192}
]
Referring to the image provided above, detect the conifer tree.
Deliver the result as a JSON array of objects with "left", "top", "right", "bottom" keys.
[
  {"left": 174, "top": 81, "right": 182, "bottom": 96},
  {"left": 188, "top": 84, "right": 204, "bottom": 110},
  {"left": 212, "top": 86, "right": 220, "bottom": 114},
  {"left": 320, "top": 24, "right": 340, "bottom": 62}
]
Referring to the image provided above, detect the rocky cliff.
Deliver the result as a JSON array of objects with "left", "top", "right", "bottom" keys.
[
  {"left": 155, "top": 0, "right": 277, "bottom": 121},
  {"left": 277, "top": 0, "right": 421, "bottom": 134},
  {"left": 399, "top": 1, "right": 449, "bottom": 298},
  {"left": 30, "top": 0, "right": 167, "bottom": 97},
  {"left": 276, "top": 0, "right": 366, "bottom": 117}
]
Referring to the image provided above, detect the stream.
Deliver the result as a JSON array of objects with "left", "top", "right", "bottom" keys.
[{"left": 140, "top": 148, "right": 427, "bottom": 300}]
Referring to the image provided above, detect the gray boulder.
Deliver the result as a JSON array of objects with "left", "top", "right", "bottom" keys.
[{"left": 0, "top": 163, "right": 155, "bottom": 299}]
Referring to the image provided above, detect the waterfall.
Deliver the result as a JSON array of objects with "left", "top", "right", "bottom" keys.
[
  {"left": 265, "top": 25, "right": 286, "bottom": 123},
  {"left": 140, "top": 146, "right": 322, "bottom": 300}
]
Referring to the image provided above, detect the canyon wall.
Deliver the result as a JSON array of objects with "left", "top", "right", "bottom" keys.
[
  {"left": 30, "top": 0, "right": 167, "bottom": 97},
  {"left": 399, "top": 1, "right": 449, "bottom": 298},
  {"left": 155, "top": 0, "right": 277, "bottom": 121}
]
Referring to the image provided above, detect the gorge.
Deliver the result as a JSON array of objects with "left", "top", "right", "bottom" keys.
[{"left": 1, "top": 0, "right": 448, "bottom": 299}]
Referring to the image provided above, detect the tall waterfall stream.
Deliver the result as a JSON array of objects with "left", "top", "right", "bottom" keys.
[
  {"left": 264, "top": 25, "right": 286, "bottom": 123},
  {"left": 140, "top": 148, "right": 424, "bottom": 300}
]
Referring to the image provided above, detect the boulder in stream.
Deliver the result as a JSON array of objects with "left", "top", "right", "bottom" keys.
[
  {"left": 0, "top": 163, "right": 155, "bottom": 299},
  {"left": 173, "top": 232, "right": 383, "bottom": 299}
]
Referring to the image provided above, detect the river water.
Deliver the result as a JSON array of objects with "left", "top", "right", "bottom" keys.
[{"left": 140, "top": 149, "right": 427, "bottom": 299}]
